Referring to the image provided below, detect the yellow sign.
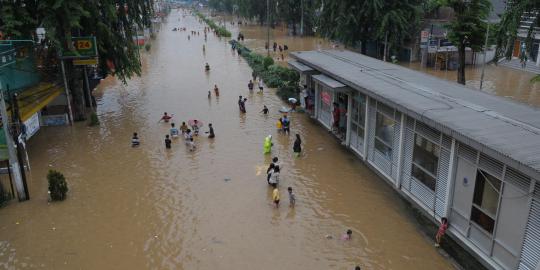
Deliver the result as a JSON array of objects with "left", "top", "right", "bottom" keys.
[{"left": 73, "top": 58, "right": 98, "bottom": 66}]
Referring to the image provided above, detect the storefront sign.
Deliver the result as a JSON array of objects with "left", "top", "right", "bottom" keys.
[
  {"left": 421, "top": 31, "right": 429, "bottom": 43},
  {"left": 321, "top": 91, "right": 332, "bottom": 105},
  {"left": 61, "top": 37, "right": 98, "bottom": 59},
  {"left": 420, "top": 31, "right": 429, "bottom": 49},
  {"left": 73, "top": 58, "right": 98, "bottom": 66},
  {"left": 23, "top": 112, "right": 40, "bottom": 140}
]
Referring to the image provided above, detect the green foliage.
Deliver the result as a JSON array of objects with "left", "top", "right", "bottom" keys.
[
  {"left": 263, "top": 56, "right": 274, "bottom": 70},
  {"left": 145, "top": 43, "right": 152, "bottom": 51},
  {"left": 230, "top": 40, "right": 299, "bottom": 101},
  {"left": 194, "top": 11, "right": 232, "bottom": 37},
  {"left": 443, "top": 0, "right": 491, "bottom": 84},
  {"left": 317, "top": 0, "right": 422, "bottom": 52},
  {"left": 48, "top": 170, "right": 68, "bottom": 201},
  {"left": 1, "top": 0, "right": 155, "bottom": 84},
  {"left": 89, "top": 112, "right": 100, "bottom": 126}
]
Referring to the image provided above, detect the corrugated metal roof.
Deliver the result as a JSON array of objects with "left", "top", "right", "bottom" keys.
[{"left": 292, "top": 50, "right": 540, "bottom": 179}]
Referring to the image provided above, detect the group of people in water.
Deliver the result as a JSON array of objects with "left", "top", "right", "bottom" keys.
[{"left": 131, "top": 112, "right": 214, "bottom": 152}]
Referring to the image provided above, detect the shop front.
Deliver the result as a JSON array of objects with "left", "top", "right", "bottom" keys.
[
  {"left": 288, "top": 60, "right": 319, "bottom": 116},
  {"left": 312, "top": 74, "right": 350, "bottom": 143}
]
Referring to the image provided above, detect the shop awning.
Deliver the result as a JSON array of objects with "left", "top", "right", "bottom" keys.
[
  {"left": 288, "top": 60, "right": 315, "bottom": 73},
  {"left": 312, "top": 74, "right": 349, "bottom": 92},
  {"left": 14, "top": 83, "right": 63, "bottom": 122}
]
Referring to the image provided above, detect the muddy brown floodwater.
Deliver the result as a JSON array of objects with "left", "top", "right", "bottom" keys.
[{"left": 0, "top": 10, "right": 455, "bottom": 270}]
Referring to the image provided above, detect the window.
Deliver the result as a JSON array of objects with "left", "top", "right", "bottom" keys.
[
  {"left": 471, "top": 169, "right": 501, "bottom": 234},
  {"left": 375, "top": 112, "right": 395, "bottom": 159},
  {"left": 350, "top": 92, "right": 366, "bottom": 140},
  {"left": 411, "top": 134, "right": 440, "bottom": 191}
]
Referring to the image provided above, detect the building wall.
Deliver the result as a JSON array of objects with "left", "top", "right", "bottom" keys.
[{"left": 448, "top": 143, "right": 533, "bottom": 269}]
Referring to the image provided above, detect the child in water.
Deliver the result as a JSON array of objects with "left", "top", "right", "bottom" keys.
[
  {"left": 288, "top": 187, "right": 296, "bottom": 207},
  {"left": 206, "top": 123, "right": 215, "bottom": 138},
  {"left": 342, "top": 229, "right": 353, "bottom": 240},
  {"left": 272, "top": 187, "right": 280, "bottom": 208},
  {"left": 435, "top": 217, "right": 448, "bottom": 247},
  {"left": 261, "top": 105, "right": 269, "bottom": 115},
  {"left": 170, "top": 123, "right": 179, "bottom": 138},
  {"left": 164, "top": 135, "right": 172, "bottom": 149},
  {"left": 132, "top": 132, "right": 140, "bottom": 147},
  {"left": 188, "top": 137, "right": 196, "bottom": 151},
  {"left": 180, "top": 122, "right": 188, "bottom": 134}
]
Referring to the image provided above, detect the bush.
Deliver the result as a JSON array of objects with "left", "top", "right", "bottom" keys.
[
  {"left": 89, "top": 112, "right": 100, "bottom": 126},
  {"left": 229, "top": 40, "right": 300, "bottom": 102},
  {"left": 145, "top": 43, "right": 151, "bottom": 51},
  {"left": 263, "top": 56, "right": 274, "bottom": 70},
  {"left": 48, "top": 170, "right": 68, "bottom": 201}
]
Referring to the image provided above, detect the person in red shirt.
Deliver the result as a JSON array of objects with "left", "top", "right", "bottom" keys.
[
  {"left": 159, "top": 112, "right": 172, "bottom": 123},
  {"left": 332, "top": 103, "right": 340, "bottom": 131},
  {"left": 435, "top": 217, "right": 448, "bottom": 247}
]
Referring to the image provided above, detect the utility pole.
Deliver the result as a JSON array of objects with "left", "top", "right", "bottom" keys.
[
  {"left": 480, "top": 21, "right": 490, "bottom": 90},
  {"left": 267, "top": 0, "right": 270, "bottom": 57},
  {"left": 300, "top": 0, "right": 304, "bottom": 36},
  {"left": 0, "top": 86, "right": 28, "bottom": 201},
  {"left": 83, "top": 66, "right": 94, "bottom": 110},
  {"left": 60, "top": 59, "right": 74, "bottom": 124}
]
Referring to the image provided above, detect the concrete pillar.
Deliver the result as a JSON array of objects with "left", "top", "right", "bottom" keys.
[{"left": 345, "top": 91, "right": 352, "bottom": 147}]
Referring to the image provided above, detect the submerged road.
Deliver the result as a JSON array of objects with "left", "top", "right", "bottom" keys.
[{"left": 0, "top": 10, "right": 455, "bottom": 270}]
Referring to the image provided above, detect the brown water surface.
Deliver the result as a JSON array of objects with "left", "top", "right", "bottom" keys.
[{"left": 0, "top": 10, "right": 454, "bottom": 270}]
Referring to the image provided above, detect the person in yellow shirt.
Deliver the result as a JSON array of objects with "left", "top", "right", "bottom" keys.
[
  {"left": 276, "top": 118, "right": 283, "bottom": 132},
  {"left": 272, "top": 187, "right": 280, "bottom": 208}
]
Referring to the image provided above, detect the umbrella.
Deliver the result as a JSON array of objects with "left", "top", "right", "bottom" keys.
[
  {"left": 188, "top": 119, "right": 204, "bottom": 127},
  {"left": 288, "top": 98, "right": 297, "bottom": 104}
]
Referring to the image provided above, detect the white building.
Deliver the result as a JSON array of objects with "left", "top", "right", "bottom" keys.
[{"left": 290, "top": 50, "right": 540, "bottom": 270}]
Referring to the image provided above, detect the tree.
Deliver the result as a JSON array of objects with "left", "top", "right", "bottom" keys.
[
  {"left": 444, "top": 0, "right": 491, "bottom": 85},
  {"left": 1, "top": 0, "right": 154, "bottom": 120},
  {"left": 494, "top": 0, "right": 540, "bottom": 82}
]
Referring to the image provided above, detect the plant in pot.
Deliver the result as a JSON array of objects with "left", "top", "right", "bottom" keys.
[{"left": 48, "top": 170, "right": 68, "bottom": 201}]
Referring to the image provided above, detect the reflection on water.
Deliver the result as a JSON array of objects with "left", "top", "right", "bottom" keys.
[{"left": 0, "top": 10, "right": 454, "bottom": 269}]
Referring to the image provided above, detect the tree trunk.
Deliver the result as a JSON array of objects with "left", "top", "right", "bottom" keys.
[
  {"left": 66, "top": 64, "right": 87, "bottom": 121},
  {"left": 457, "top": 43, "right": 466, "bottom": 85}
]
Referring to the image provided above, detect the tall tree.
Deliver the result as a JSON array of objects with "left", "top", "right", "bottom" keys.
[{"left": 444, "top": 0, "right": 491, "bottom": 85}]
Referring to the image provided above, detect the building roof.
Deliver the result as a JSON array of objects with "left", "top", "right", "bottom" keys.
[
  {"left": 288, "top": 60, "right": 314, "bottom": 73},
  {"left": 292, "top": 50, "right": 540, "bottom": 180},
  {"left": 312, "top": 74, "right": 346, "bottom": 89}
]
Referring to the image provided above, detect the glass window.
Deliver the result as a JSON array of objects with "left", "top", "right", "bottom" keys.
[
  {"left": 471, "top": 169, "right": 501, "bottom": 234},
  {"left": 375, "top": 112, "right": 395, "bottom": 159},
  {"left": 411, "top": 134, "right": 440, "bottom": 191}
]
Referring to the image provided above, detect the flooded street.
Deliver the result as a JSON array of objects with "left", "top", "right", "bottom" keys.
[{"left": 0, "top": 10, "right": 454, "bottom": 269}]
